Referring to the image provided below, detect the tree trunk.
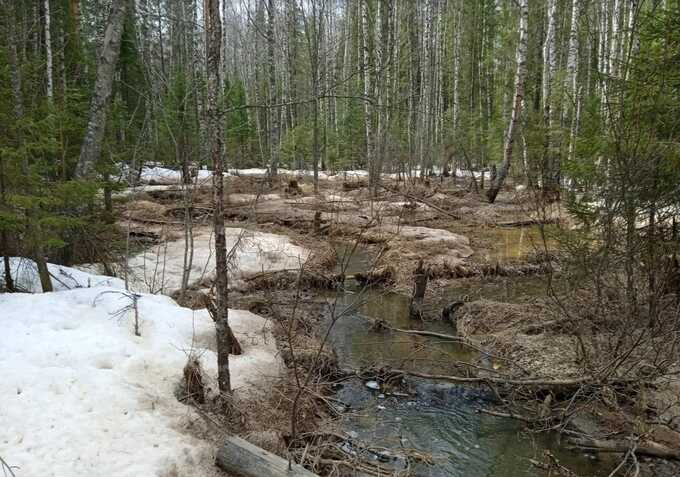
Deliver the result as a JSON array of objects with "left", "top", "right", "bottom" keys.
[
  {"left": 205, "top": 0, "right": 232, "bottom": 394},
  {"left": 44, "top": 0, "right": 54, "bottom": 104},
  {"left": 409, "top": 259, "right": 429, "bottom": 319},
  {"left": 361, "top": 0, "right": 375, "bottom": 192},
  {"left": 75, "top": 0, "right": 127, "bottom": 178},
  {"left": 566, "top": 0, "right": 581, "bottom": 164},
  {"left": 0, "top": 154, "right": 14, "bottom": 292},
  {"left": 267, "top": 0, "right": 279, "bottom": 181},
  {"left": 4, "top": 1, "right": 53, "bottom": 292},
  {"left": 541, "top": 0, "right": 559, "bottom": 197},
  {"left": 486, "top": 0, "right": 528, "bottom": 203}
]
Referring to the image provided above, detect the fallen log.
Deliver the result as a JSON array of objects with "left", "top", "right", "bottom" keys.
[
  {"left": 496, "top": 218, "right": 560, "bottom": 227},
  {"left": 385, "top": 326, "right": 470, "bottom": 344},
  {"left": 381, "top": 185, "right": 462, "bottom": 220},
  {"left": 568, "top": 437, "right": 680, "bottom": 461},
  {"left": 388, "top": 368, "right": 638, "bottom": 389},
  {"left": 216, "top": 435, "right": 320, "bottom": 477},
  {"left": 371, "top": 322, "right": 528, "bottom": 372}
]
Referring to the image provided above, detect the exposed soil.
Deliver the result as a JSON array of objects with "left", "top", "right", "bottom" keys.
[{"left": 117, "top": 173, "right": 680, "bottom": 477}]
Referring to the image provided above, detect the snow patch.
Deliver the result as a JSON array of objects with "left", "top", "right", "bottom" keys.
[
  {"left": 0, "top": 257, "right": 125, "bottom": 293},
  {"left": 0, "top": 286, "right": 281, "bottom": 477},
  {"left": 139, "top": 166, "right": 183, "bottom": 185},
  {"left": 126, "top": 227, "right": 309, "bottom": 294}
]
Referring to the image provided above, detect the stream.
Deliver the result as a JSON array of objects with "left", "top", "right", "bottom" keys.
[{"left": 323, "top": 238, "right": 615, "bottom": 476}]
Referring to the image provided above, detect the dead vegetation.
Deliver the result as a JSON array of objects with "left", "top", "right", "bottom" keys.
[{"left": 117, "top": 172, "right": 680, "bottom": 476}]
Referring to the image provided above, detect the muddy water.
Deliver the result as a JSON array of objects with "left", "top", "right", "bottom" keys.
[
  {"left": 324, "top": 243, "right": 614, "bottom": 476},
  {"left": 480, "top": 225, "right": 557, "bottom": 263}
]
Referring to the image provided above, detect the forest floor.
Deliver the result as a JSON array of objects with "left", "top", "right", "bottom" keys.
[{"left": 110, "top": 171, "right": 680, "bottom": 476}]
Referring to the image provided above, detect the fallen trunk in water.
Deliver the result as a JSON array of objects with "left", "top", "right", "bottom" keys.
[{"left": 568, "top": 436, "right": 680, "bottom": 461}]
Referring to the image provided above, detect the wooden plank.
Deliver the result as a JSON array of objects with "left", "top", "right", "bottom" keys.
[{"left": 216, "top": 435, "right": 320, "bottom": 477}]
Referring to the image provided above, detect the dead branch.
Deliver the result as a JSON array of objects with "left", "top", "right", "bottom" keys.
[
  {"left": 568, "top": 437, "right": 680, "bottom": 461},
  {"left": 381, "top": 185, "right": 462, "bottom": 220}
]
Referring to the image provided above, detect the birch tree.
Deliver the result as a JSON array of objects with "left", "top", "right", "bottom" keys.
[
  {"left": 566, "top": 0, "right": 581, "bottom": 163},
  {"left": 267, "top": 0, "right": 280, "bottom": 179},
  {"left": 44, "top": 0, "right": 54, "bottom": 104},
  {"left": 541, "top": 0, "right": 559, "bottom": 195},
  {"left": 205, "top": 0, "right": 232, "bottom": 394},
  {"left": 486, "top": 0, "right": 528, "bottom": 203},
  {"left": 75, "top": 0, "right": 128, "bottom": 178}
]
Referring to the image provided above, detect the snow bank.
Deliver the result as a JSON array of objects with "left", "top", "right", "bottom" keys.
[
  {"left": 139, "top": 166, "right": 183, "bottom": 185},
  {"left": 113, "top": 184, "right": 180, "bottom": 198},
  {"left": 0, "top": 286, "right": 281, "bottom": 476},
  {"left": 227, "top": 168, "right": 269, "bottom": 177},
  {"left": 455, "top": 168, "right": 490, "bottom": 180},
  {"left": 0, "top": 257, "right": 125, "bottom": 293},
  {"left": 126, "top": 227, "right": 309, "bottom": 294},
  {"left": 138, "top": 167, "right": 219, "bottom": 186},
  {"left": 227, "top": 193, "right": 281, "bottom": 205}
]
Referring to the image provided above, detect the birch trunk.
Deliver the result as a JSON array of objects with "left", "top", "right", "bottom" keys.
[
  {"left": 44, "top": 0, "right": 54, "bottom": 104},
  {"left": 486, "top": 0, "right": 528, "bottom": 203},
  {"left": 361, "top": 0, "right": 375, "bottom": 191},
  {"left": 541, "top": 0, "right": 559, "bottom": 195},
  {"left": 75, "top": 0, "right": 127, "bottom": 178},
  {"left": 205, "top": 0, "right": 231, "bottom": 394},
  {"left": 566, "top": 0, "right": 581, "bottom": 163},
  {"left": 267, "top": 0, "right": 279, "bottom": 179}
]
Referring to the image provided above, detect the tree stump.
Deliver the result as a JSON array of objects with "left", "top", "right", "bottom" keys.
[
  {"left": 409, "top": 260, "right": 429, "bottom": 320},
  {"left": 441, "top": 301, "right": 465, "bottom": 331}
]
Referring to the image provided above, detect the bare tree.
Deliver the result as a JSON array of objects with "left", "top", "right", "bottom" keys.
[
  {"left": 205, "top": 0, "right": 232, "bottom": 394},
  {"left": 267, "top": 0, "right": 280, "bottom": 180}
]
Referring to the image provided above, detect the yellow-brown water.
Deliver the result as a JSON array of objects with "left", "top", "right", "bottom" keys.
[{"left": 480, "top": 225, "right": 557, "bottom": 263}]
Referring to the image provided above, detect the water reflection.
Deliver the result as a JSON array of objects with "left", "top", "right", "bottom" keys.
[{"left": 324, "top": 242, "right": 613, "bottom": 476}]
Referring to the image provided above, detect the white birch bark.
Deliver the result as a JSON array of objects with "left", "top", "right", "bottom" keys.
[
  {"left": 44, "top": 0, "right": 54, "bottom": 104},
  {"left": 361, "top": 0, "right": 375, "bottom": 190},
  {"left": 486, "top": 0, "right": 528, "bottom": 203},
  {"left": 566, "top": 0, "right": 581, "bottom": 163},
  {"left": 542, "top": 0, "right": 559, "bottom": 191},
  {"left": 75, "top": 0, "right": 128, "bottom": 178}
]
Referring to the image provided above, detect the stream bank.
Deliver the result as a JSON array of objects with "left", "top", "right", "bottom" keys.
[{"left": 116, "top": 173, "right": 680, "bottom": 476}]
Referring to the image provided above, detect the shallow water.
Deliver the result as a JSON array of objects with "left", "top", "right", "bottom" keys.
[
  {"left": 324, "top": 243, "right": 613, "bottom": 476},
  {"left": 480, "top": 225, "right": 557, "bottom": 264}
]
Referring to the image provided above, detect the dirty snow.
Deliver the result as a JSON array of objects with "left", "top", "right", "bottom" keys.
[
  {"left": 377, "top": 225, "right": 474, "bottom": 260},
  {"left": 0, "top": 257, "right": 125, "bottom": 293},
  {"left": 226, "top": 193, "right": 281, "bottom": 205},
  {"left": 126, "top": 227, "right": 310, "bottom": 294},
  {"left": 137, "top": 167, "right": 226, "bottom": 186},
  {"left": 0, "top": 285, "right": 281, "bottom": 477},
  {"left": 0, "top": 225, "right": 306, "bottom": 475},
  {"left": 139, "top": 166, "right": 183, "bottom": 185}
]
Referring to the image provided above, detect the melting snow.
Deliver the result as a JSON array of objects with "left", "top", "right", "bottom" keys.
[{"left": 0, "top": 286, "right": 280, "bottom": 476}]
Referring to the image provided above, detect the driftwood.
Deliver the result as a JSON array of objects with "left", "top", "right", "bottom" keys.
[
  {"left": 216, "top": 435, "right": 319, "bottom": 477},
  {"left": 384, "top": 326, "right": 470, "bottom": 344},
  {"left": 568, "top": 437, "right": 680, "bottom": 461}
]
